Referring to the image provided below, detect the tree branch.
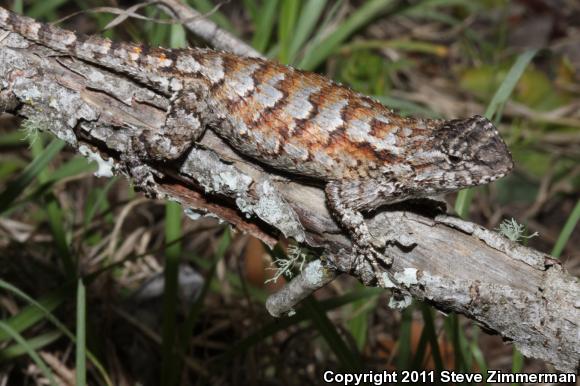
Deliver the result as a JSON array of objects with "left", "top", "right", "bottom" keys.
[{"left": 0, "top": 27, "right": 578, "bottom": 373}]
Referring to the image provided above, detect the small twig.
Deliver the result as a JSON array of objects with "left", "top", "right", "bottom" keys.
[
  {"left": 266, "top": 260, "right": 339, "bottom": 317},
  {"left": 39, "top": 352, "right": 75, "bottom": 386},
  {"left": 155, "top": 0, "right": 262, "bottom": 58},
  {"left": 53, "top": 4, "right": 172, "bottom": 29}
]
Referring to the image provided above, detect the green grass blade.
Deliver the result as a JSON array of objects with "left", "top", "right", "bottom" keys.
[
  {"left": 396, "top": 306, "right": 413, "bottom": 369},
  {"left": 0, "top": 321, "right": 58, "bottom": 386},
  {"left": 251, "top": 0, "right": 279, "bottom": 53},
  {"left": 0, "top": 292, "right": 64, "bottom": 342},
  {"left": 0, "top": 280, "right": 112, "bottom": 386},
  {"left": 7, "top": 159, "right": 92, "bottom": 235},
  {"left": 26, "top": 0, "right": 67, "bottom": 19},
  {"left": 444, "top": 313, "right": 471, "bottom": 371},
  {"left": 469, "top": 328, "right": 488, "bottom": 384},
  {"left": 0, "top": 281, "right": 74, "bottom": 341},
  {"left": 11, "top": 0, "right": 23, "bottom": 13},
  {"left": 419, "top": 303, "right": 444, "bottom": 370},
  {"left": 44, "top": 156, "right": 93, "bottom": 182},
  {"left": 170, "top": 23, "right": 187, "bottom": 49},
  {"left": 347, "top": 312, "right": 368, "bottom": 352},
  {"left": 454, "top": 188, "right": 476, "bottom": 219},
  {"left": 165, "top": 200, "right": 183, "bottom": 261},
  {"left": 242, "top": 0, "right": 259, "bottom": 22},
  {"left": 6, "top": 135, "right": 75, "bottom": 276},
  {"left": 288, "top": 0, "right": 327, "bottom": 64},
  {"left": 299, "top": 0, "right": 396, "bottom": 70},
  {"left": 181, "top": 229, "right": 230, "bottom": 338},
  {"left": 460, "top": 323, "right": 472, "bottom": 370},
  {"left": 161, "top": 201, "right": 182, "bottom": 386},
  {"left": 455, "top": 50, "right": 537, "bottom": 218},
  {"left": 341, "top": 38, "right": 449, "bottom": 57},
  {"left": 402, "top": 0, "right": 476, "bottom": 15},
  {"left": 303, "top": 297, "right": 362, "bottom": 371},
  {"left": 0, "top": 139, "right": 65, "bottom": 214},
  {"left": 511, "top": 347, "right": 524, "bottom": 385},
  {"left": 0, "top": 128, "right": 27, "bottom": 147},
  {"left": 176, "top": 229, "right": 231, "bottom": 377},
  {"left": 145, "top": 7, "right": 170, "bottom": 47},
  {"left": 485, "top": 50, "right": 538, "bottom": 121},
  {"left": 278, "top": 0, "right": 301, "bottom": 64},
  {"left": 0, "top": 330, "right": 62, "bottom": 361},
  {"left": 294, "top": 0, "right": 343, "bottom": 63},
  {"left": 411, "top": 323, "right": 430, "bottom": 369},
  {"left": 46, "top": 196, "right": 76, "bottom": 277},
  {"left": 347, "top": 283, "right": 378, "bottom": 351},
  {"left": 551, "top": 199, "right": 580, "bottom": 258},
  {"left": 75, "top": 280, "right": 86, "bottom": 386},
  {"left": 189, "top": 0, "right": 236, "bottom": 33},
  {"left": 375, "top": 96, "right": 440, "bottom": 118},
  {"left": 84, "top": 177, "right": 118, "bottom": 227},
  {"left": 0, "top": 159, "right": 25, "bottom": 182},
  {"left": 447, "top": 314, "right": 463, "bottom": 370}
]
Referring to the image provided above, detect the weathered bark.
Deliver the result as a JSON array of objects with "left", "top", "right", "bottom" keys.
[{"left": 0, "top": 30, "right": 577, "bottom": 373}]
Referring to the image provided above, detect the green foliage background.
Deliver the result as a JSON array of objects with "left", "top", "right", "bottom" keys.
[{"left": 0, "top": 0, "right": 578, "bottom": 385}]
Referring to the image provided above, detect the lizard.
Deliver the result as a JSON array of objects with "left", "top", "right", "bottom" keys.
[{"left": 0, "top": 7, "right": 514, "bottom": 284}]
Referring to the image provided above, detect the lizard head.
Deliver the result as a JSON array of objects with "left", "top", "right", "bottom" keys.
[
  {"left": 434, "top": 115, "right": 514, "bottom": 188},
  {"left": 402, "top": 115, "right": 514, "bottom": 195}
]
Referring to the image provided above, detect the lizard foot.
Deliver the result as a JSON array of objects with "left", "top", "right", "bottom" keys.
[{"left": 352, "top": 244, "right": 392, "bottom": 287}]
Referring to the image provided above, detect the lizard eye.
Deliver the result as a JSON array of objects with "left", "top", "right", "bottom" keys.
[{"left": 448, "top": 155, "right": 462, "bottom": 163}]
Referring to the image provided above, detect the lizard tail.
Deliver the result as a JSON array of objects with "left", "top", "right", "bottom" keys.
[{"left": 0, "top": 6, "right": 171, "bottom": 93}]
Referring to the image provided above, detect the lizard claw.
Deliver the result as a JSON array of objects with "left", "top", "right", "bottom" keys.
[{"left": 352, "top": 244, "right": 392, "bottom": 287}]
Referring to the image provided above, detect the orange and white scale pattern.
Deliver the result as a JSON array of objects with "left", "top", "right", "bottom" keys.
[{"left": 1, "top": 6, "right": 513, "bottom": 280}]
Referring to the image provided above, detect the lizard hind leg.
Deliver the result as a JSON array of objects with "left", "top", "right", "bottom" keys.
[
  {"left": 325, "top": 180, "right": 393, "bottom": 286},
  {"left": 144, "top": 91, "right": 206, "bottom": 161}
]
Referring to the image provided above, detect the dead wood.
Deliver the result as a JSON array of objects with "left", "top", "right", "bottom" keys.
[{"left": 0, "top": 29, "right": 578, "bottom": 373}]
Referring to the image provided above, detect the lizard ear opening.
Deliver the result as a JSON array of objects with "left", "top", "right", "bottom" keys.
[{"left": 448, "top": 154, "right": 462, "bottom": 163}]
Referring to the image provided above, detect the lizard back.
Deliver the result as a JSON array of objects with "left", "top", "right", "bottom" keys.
[
  {"left": 211, "top": 52, "right": 442, "bottom": 180},
  {"left": 205, "top": 50, "right": 512, "bottom": 189},
  {"left": 0, "top": 6, "right": 513, "bottom": 189}
]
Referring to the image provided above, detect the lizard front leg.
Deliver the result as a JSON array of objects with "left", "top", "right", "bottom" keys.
[
  {"left": 325, "top": 178, "right": 401, "bottom": 286},
  {"left": 142, "top": 89, "right": 208, "bottom": 161}
]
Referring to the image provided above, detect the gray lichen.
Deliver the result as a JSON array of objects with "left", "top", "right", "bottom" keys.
[
  {"left": 180, "top": 147, "right": 305, "bottom": 242},
  {"left": 78, "top": 145, "right": 115, "bottom": 178}
]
